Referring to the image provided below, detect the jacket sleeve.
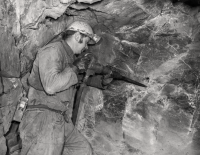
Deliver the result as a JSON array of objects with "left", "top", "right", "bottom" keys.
[{"left": 38, "top": 46, "right": 78, "bottom": 95}]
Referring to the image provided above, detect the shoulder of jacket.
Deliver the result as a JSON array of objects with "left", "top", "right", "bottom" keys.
[
  {"left": 43, "top": 41, "right": 62, "bottom": 49},
  {"left": 38, "top": 41, "right": 63, "bottom": 54}
]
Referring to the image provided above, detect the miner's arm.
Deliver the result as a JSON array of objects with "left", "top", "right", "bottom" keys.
[{"left": 38, "top": 47, "right": 78, "bottom": 94}]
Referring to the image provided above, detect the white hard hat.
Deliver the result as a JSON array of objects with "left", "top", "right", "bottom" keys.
[{"left": 66, "top": 21, "right": 101, "bottom": 44}]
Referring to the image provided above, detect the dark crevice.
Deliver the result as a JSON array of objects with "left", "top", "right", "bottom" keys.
[{"left": 170, "top": 0, "right": 200, "bottom": 7}]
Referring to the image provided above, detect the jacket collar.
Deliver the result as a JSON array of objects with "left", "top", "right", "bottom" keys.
[{"left": 61, "top": 40, "right": 75, "bottom": 61}]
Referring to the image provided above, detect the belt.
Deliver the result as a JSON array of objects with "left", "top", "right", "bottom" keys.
[{"left": 26, "top": 104, "right": 69, "bottom": 122}]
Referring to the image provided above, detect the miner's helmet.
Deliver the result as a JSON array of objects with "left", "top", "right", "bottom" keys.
[{"left": 66, "top": 21, "right": 101, "bottom": 44}]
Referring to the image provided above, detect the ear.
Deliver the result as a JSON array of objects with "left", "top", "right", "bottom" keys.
[{"left": 74, "top": 32, "right": 82, "bottom": 43}]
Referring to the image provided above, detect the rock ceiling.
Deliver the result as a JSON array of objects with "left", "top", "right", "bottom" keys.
[{"left": 1, "top": 0, "right": 200, "bottom": 155}]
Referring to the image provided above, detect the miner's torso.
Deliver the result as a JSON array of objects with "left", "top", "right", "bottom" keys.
[{"left": 28, "top": 40, "right": 76, "bottom": 112}]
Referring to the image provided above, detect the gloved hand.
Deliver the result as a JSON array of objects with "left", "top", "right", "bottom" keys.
[
  {"left": 90, "top": 63, "right": 112, "bottom": 75},
  {"left": 86, "top": 75, "right": 104, "bottom": 89},
  {"left": 77, "top": 74, "right": 84, "bottom": 83},
  {"left": 102, "top": 76, "right": 113, "bottom": 86},
  {"left": 73, "top": 54, "right": 92, "bottom": 73},
  {"left": 86, "top": 75, "right": 113, "bottom": 89}
]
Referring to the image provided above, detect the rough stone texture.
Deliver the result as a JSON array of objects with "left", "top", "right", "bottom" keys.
[
  {"left": 0, "top": 136, "right": 7, "bottom": 155},
  {"left": 0, "top": 78, "right": 22, "bottom": 155},
  {"left": 77, "top": 0, "right": 102, "bottom": 4},
  {"left": 1, "top": 80, "right": 22, "bottom": 133},
  {"left": 0, "top": 0, "right": 20, "bottom": 78},
  {"left": 76, "top": 1, "right": 200, "bottom": 155},
  {"left": 78, "top": 84, "right": 128, "bottom": 155},
  {"left": 1, "top": 0, "right": 200, "bottom": 155}
]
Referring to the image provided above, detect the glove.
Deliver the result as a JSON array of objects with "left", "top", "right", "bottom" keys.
[
  {"left": 73, "top": 54, "right": 91, "bottom": 73},
  {"left": 77, "top": 74, "right": 84, "bottom": 83},
  {"left": 90, "top": 63, "right": 112, "bottom": 75},
  {"left": 102, "top": 76, "right": 113, "bottom": 85},
  {"left": 86, "top": 75, "right": 113, "bottom": 89},
  {"left": 86, "top": 75, "right": 105, "bottom": 89}
]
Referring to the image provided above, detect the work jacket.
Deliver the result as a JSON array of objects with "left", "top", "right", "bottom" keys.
[{"left": 28, "top": 40, "right": 78, "bottom": 117}]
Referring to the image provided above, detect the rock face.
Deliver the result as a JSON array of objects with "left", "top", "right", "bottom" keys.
[{"left": 1, "top": 0, "right": 200, "bottom": 155}]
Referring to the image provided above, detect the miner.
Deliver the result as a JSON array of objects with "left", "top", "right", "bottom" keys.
[{"left": 19, "top": 21, "right": 106, "bottom": 155}]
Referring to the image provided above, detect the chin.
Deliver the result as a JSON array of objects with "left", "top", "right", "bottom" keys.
[
  {"left": 80, "top": 50, "right": 85, "bottom": 54},
  {"left": 75, "top": 50, "right": 81, "bottom": 54}
]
